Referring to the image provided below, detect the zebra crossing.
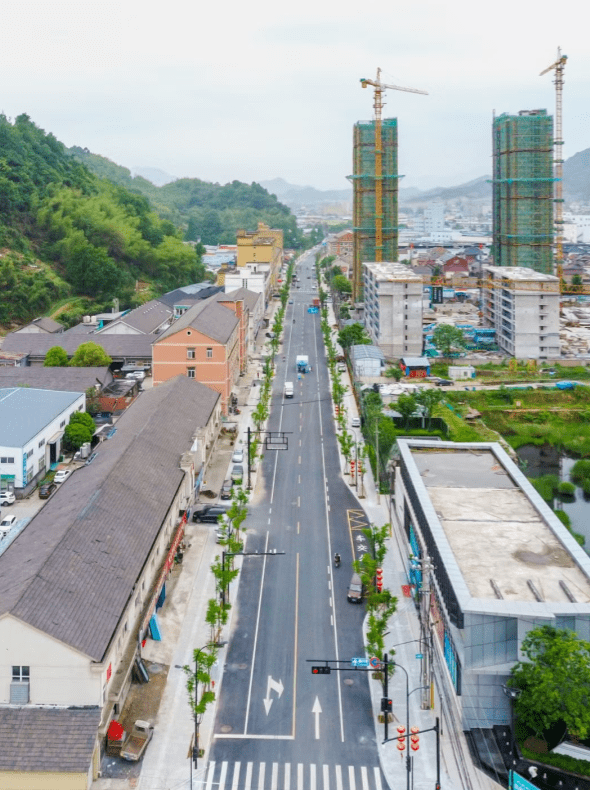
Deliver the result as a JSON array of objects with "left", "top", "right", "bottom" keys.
[{"left": 201, "top": 761, "right": 385, "bottom": 790}]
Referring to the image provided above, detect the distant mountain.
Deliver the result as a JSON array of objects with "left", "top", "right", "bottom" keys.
[
  {"left": 400, "top": 176, "right": 492, "bottom": 205},
  {"left": 131, "top": 166, "right": 178, "bottom": 187},
  {"left": 259, "top": 178, "right": 351, "bottom": 209},
  {"left": 563, "top": 148, "right": 590, "bottom": 201}
]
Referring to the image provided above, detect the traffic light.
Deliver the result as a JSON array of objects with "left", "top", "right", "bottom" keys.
[
  {"left": 380, "top": 697, "right": 392, "bottom": 713},
  {"left": 311, "top": 666, "right": 331, "bottom": 675}
]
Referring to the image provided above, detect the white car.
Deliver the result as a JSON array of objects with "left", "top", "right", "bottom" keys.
[
  {"left": 232, "top": 448, "right": 244, "bottom": 464},
  {"left": 54, "top": 469, "right": 72, "bottom": 484},
  {"left": 126, "top": 371, "right": 145, "bottom": 382},
  {"left": 351, "top": 417, "right": 361, "bottom": 428},
  {"left": 0, "top": 514, "right": 17, "bottom": 536},
  {"left": 0, "top": 491, "right": 15, "bottom": 506}
]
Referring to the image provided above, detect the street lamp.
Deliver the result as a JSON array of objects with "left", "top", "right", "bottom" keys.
[
  {"left": 392, "top": 660, "right": 412, "bottom": 790},
  {"left": 502, "top": 684, "right": 521, "bottom": 768}
]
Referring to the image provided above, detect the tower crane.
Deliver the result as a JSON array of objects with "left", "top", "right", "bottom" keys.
[
  {"left": 356, "top": 69, "right": 427, "bottom": 300},
  {"left": 540, "top": 48, "right": 567, "bottom": 279}
]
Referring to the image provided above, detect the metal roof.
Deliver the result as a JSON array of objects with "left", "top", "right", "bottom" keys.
[
  {"left": 350, "top": 344, "right": 385, "bottom": 361},
  {"left": 0, "top": 376, "right": 220, "bottom": 661},
  {"left": 0, "top": 388, "right": 83, "bottom": 448},
  {"left": 0, "top": 367, "right": 111, "bottom": 393},
  {"left": 2, "top": 333, "right": 153, "bottom": 360}
]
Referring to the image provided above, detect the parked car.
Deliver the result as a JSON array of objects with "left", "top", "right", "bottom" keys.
[
  {"left": 436, "top": 379, "right": 453, "bottom": 387},
  {"left": 288, "top": 300, "right": 293, "bottom": 304},
  {"left": 0, "top": 514, "right": 17, "bottom": 536},
  {"left": 216, "top": 525, "right": 232, "bottom": 543},
  {"left": 126, "top": 371, "right": 145, "bottom": 382},
  {"left": 220, "top": 479, "right": 233, "bottom": 500},
  {"left": 347, "top": 573, "right": 363, "bottom": 603},
  {"left": 232, "top": 448, "right": 244, "bottom": 464},
  {"left": 192, "top": 505, "right": 229, "bottom": 523},
  {"left": 231, "top": 464, "right": 244, "bottom": 484},
  {"left": 38, "top": 482, "right": 57, "bottom": 499},
  {"left": 0, "top": 491, "right": 15, "bottom": 506},
  {"left": 53, "top": 469, "right": 72, "bottom": 484},
  {"left": 351, "top": 416, "right": 361, "bottom": 428},
  {"left": 337, "top": 364, "right": 346, "bottom": 373}
]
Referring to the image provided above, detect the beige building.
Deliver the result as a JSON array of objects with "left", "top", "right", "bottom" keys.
[
  {"left": 0, "top": 378, "right": 221, "bottom": 789},
  {"left": 482, "top": 266, "right": 560, "bottom": 359},
  {"left": 236, "top": 222, "right": 283, "bottom": 292},
  {"left": 362, "top": 262, "right": 423, "bottom": 359}
]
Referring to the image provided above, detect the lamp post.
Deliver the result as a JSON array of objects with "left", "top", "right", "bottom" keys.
[
  {"left": 393, "top": 661, "right": 411, "bottom": 790},
  {"left": 502, "top": 684, "right": 521, "bottom": 769}
]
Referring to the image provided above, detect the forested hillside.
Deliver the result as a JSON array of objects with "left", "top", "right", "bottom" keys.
[
  {"left": 69, "top": 147, "right": 304, "bottom": 247},
  {"left": 0, "top": 114, "right": 205, "bottom": 327}
]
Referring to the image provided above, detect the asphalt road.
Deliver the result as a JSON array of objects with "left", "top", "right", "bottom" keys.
[{"left": 206, "top": 253, "right": 387, "bottom": 789}]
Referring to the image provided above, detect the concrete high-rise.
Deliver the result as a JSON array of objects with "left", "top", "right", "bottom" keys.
[
  {"left": 351, "top": 119, "right": 399, "bottom": 299},
  {"left": 492, "top": 110, "right": 554, "bottom": 274}
]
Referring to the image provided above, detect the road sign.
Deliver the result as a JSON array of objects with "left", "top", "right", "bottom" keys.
[
  {"left": 369, "top": 656, "right": 381, "bottom": 669},
  {"left": 415, "top": 653, "right": 423, "bottom": 659},
  {"left": 351, "top": 657, "right": 369, "bottom": 668}
]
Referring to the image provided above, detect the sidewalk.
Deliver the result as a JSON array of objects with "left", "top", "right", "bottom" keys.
[{"left": 325, "top": 303, "right": 501, "bottom": 790}]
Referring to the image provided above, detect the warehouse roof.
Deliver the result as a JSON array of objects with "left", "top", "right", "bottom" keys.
[
  {"left": 398, "top": 441, "right": 590, "bottom": 612},
  {"left": 0, "top": 388, "right": 83, "bottom": 447},
  {"left": 0, "top": 376, "right": 220, "bottom": 661},
  {"left": 1, "top": 332, "right": 153, "bottom": 360},
  {"left": 0, "top": 366, "right": 111, "bottom": 393},
  {"left": 0, "top": 707, "right": 100, "bottom": 772}
]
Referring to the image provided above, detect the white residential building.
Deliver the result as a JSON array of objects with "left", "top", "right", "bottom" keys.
[
  {"left": 482, "top": 266, "right": 560, "bottom": 359},
  {"left": 423, "top": 202, "right": 445, "bottom": 234},
  {"left": 0, "top": 387, "right": 85, "bottom": 496},
  {"left": 362, "top": 262, "right": 423, "bottom": 358}
]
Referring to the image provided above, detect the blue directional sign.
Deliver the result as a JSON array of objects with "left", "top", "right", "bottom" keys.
[
  {"left": 351, "top": 657, "right": 369, "bottom": 668},
  {"left": 415, "top": 653, "right": 423, "bottom": 659},
  {"left": 511, "top": 771, "right": 538, "bottom": 790}
]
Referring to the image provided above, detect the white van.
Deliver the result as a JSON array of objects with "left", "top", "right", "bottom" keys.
[{"left": 284, "top": 381, "right": 294, "bottom": 398}]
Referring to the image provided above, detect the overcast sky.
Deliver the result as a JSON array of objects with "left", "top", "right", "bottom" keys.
[{"left": 1, "top": 0, "right": 587, "bottom": 191}]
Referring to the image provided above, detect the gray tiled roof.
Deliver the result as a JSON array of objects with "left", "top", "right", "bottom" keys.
[
  {"left": 0, "top": 388, "right": 83, "bottom": 447},
  {"left": 0, "top": 367, "right": 111, "bottom": 393},
  {"left": 0, "top": 376, "right": 220, "bottom": 661},
  {"left": 0, "top": 707, "right": 100, "bottom": 772},
  {"left": 155, "top": 298, "right": 238, "bottom": 345},
  {"left": 97, "top": 299, "right": 173, "bottom": 335},
  {"left": 220, "top": 287, "right": 261, "bottom": 312},
  {"left": 2, "top": 333, "right": 153, "bottom": 360},
  {"left": 157, "top": 283, "right": 222, "bottom": 308},
  {"left": 16, "top": 317, "right": 64, "bottom": 333}
]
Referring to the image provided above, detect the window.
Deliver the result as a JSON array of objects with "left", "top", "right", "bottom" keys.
[
  {"left": 206, "top": 348, "right": 213, "bottom": 359},
  {"left": 10, "top": 665, "right": 30, "bottom": 704},
  {"left": 1, "top": 457, "right": 15, "bottom": 464},
  {"left": 26, "top": 449, "right": 34, "bottom": 460},
  {"left": 187, "top": 348, "right": 195, "bottom": 359},
  {"left": 60, "top": 420, "right": 66, "bottom": 428},
  {"left": 38, "top": 439, "right": 45, "bottom": 449},
  {"left": 187, "top": 368, "right": 196, "bottom": 379}
]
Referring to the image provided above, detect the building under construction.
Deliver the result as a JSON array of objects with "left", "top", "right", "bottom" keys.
[
  {"left": 351, "top": 119, "right": 399, "bottom": 299},
  {"left": 492, "top": 109, "right": 555, "bottom": 274}
]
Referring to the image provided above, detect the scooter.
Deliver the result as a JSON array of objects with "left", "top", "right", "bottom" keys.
[{"left": 334, "top": 554, "right": 341, "bottom": 568}]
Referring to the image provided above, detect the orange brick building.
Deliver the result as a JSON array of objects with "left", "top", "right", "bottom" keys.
[{"left": 152, "top": 299, "right": 240, "bottom": 413}]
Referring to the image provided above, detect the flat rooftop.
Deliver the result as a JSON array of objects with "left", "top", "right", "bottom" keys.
[
  {"left": 363, "top": 262, "right": 422, "bottom": 282},
  {"left": 484, "top": 265, "right": 559, "bottom": 283},
  {"left": 410, "top": 447, "right": 590, "bottom": 604}
]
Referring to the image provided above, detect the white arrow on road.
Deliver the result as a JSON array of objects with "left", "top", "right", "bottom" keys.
[
  {"left": 263, "top": 675, "right": 284, "bottom": 715},
  {"left": 312, "top": 696, "right": 322, "bottom": 739}
]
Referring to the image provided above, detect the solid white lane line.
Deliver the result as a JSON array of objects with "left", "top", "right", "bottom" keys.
[
  {"left": 284, "top": 762, "right": 291, "bottom": 790},
  {"left": 231, "top": 761, "right": 241, "bottom": 790},
  {"left": 335, "top": 765, "right": 343, "bottom": 790},
  {"left": 348, "top": 765, "right": 356, "bottom": 790},
  {"left": 218, "top": 761, "right": 228, "bottom": 789},
  {"left": 271, "top": 762, "right": 279, "bottom": 790},
  {"left": 257, "top": 762, "right": 265, "bottom": 790},
  {"left": 244, "top": 761, "right": 253, "bottom": 790},
  {"left": 323, "top": 764, "right": 330, "bottom": 790},
  {"left": 297, "top": 763, "right": 304, "bottom": 790},
  {"left": 360, "top": 765, "right": 369, "bottom": 790}
]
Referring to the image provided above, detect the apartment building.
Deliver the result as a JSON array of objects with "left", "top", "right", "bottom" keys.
[
  {"left": 482, "top": 265, "right": 560, "bottom": 359},
  {"left": 236, "top": 222, "right": 283, "bottom": 292},
  {"left": 362, "top": 262, "right": 423, "bottom": 358}
]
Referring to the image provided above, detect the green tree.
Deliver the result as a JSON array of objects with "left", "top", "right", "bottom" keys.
[
  {"left": 395, "top": 394, "right": 417, "bottom": 428},
  {"left": 63, "top": 421, "right": 93, "bottom": 451},
  {"left": 384, "top": 366, "right": 402, "bottom": 381},
  {"left": 69, "top": 342, "right": 113, "bottom": 367},
  {"left": 332, "top": 274, "right": 352, "bottom": 295},
  {"left": 44, "top": 346, "right": 69, "bottom": 367},
  {"left": 337, "top": 323, "right": 372, "bottom": 350},
  {"left": 414, "top": 388, "right": 443, "bottom": 430},
  {"left": 69, "top": 411, "right": 96, "bottom": 432},
  {"left": 510, "top": 625, "right": 590, "bottom": 740},
  {"left": 572, "top": 274, "right": 583, "bottom": 286},
  {"left": 431, "top": 324, "right": 466, "bottom": 357}
]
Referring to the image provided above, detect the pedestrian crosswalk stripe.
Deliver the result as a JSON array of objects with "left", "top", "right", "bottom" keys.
[{"left": 205, "top": 761, "right": 385, "bottom": 790}]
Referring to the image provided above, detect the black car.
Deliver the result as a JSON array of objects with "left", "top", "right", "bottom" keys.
[
  {"left": 436, "top": 379, "right": 453, "bottom": 387},
  {"left": 38, "top": 482, "right": 57, "bottom": 499},
  {"left": 192, "top": 505, "right": 229, "bottom": 523}
]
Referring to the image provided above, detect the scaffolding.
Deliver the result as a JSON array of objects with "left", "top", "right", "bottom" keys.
[
  {"left": 492, "top": 110, "right": 555, "bottom": 274},
  {"left": 350, "top": 119, "right": 399, "bottom": 299}
]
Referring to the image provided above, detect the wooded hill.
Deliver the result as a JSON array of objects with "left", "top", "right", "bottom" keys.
[
  {"left": 68, "top": 147, "right": 304, "bottom": 248},
  {"left": 0, "top": 115, "right": 304, "bottom": 329}
]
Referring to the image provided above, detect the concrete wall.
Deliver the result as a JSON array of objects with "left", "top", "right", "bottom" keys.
[{"left": 0, "top": 770, "right": 89, "bottom": 790}]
